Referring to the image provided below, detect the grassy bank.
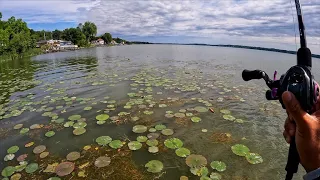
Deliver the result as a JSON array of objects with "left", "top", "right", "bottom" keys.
[{"left": 0, "top": 49, "right": 43, "bottom": 62}]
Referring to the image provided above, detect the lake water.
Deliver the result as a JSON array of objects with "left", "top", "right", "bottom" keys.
[{"left": 1, "top": 45, "right": 320, "bottom": 180}]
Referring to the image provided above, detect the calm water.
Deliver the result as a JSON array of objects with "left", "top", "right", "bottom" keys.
[{"left": 1, "top": 45, "right": 320, "bottom": 180}]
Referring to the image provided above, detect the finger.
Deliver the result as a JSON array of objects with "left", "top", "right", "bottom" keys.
[
  {"left": 282, "top": 91, "right": 311, "bottom": 131},
  {"left": 283, "top": 130, "right": 291, "bottom": 144},
  {"left": 284, "top": 117, "right": 296, "bottom": 136}
]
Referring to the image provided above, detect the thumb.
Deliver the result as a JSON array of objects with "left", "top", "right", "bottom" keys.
[{"left": 282, "top": 91, "right": 311, "bottom": 131}]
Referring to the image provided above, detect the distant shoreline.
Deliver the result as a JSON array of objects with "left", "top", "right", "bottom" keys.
[{"left": 131, "top": 41, "right": 320, "bottom": 59}]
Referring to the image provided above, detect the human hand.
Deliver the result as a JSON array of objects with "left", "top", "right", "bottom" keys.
[{"left": 282, "top": 91, "right": 320, "bottom": 172}]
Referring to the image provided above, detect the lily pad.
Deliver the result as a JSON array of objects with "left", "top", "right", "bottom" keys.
[
  {"left": 13, "top": 124, "right": 23, "bottom": 130},
  {"left": 1, "top": 166, "right": 15, "bottom": 177},
  {"left": 30, "top": 124, "right": 41, "bottom": 129},
  {"left": 20, "top": 128, "right": 29, "bottom": 134},
  {"left": 96, "top": 136, "right": 112, "bottom": 146},
  {"left": 155, "top": 124, "right": 166, "bottom": 130},
  {"left": 223, "top": 114, "right": 236, "bottom": 121},
  {"left": 174, "top": 113, "right": 185, "bottom": 118},
  {"left": 25, "top": 163, "right": 39, "bottom": 174},
  {"left": 7, "top": 146, "right": 19, "bottom": 154},
  {"left": 45, "top": 131, "right": 55, "bottom": 137},
  {"left": 245, "top": 153, "right": 263, "bottom": 164},
  {"left": 148, "top": 146, "right": 159, "bottom": 153},
  {"left": 40, "top": 152, "right": 49, "bottom": 159},
  {"left": 137, "top": 136, "right": 148, "bottom": 142},
  {"left": 165, "top": 114, "right": 174, "bottom": 118},
  {"left": 4, "top": 154, "right": 15, "bottom": 161},
  {"left": 220, "top": 109, "right": 231, "bottom": 114},
  {"left": 128, "top": 141, "right": 142, "bottom": 150},
  {"left": 210, "top": 172, "right": 222, "bottom": 180},
  {"left": 84, "top": 107, "right": 92, "bottom": 111},
  {"left": 132, "top": 125, "right": 147, "bottom": 133},
  {"left": 25, "top": 142, "right": 34, "bottom": 148},
  {"left": 161, "top": 129, "right": 174, "bottom": 136},
  {"left": 147, "top": 133, "right": 160, "bottom": 139},
  {"left": 96, "top": 114, "right": 109, "bottom": 121},
  {"left": 194, "top": 106, "right": 208, "bottom": 113},
  {"left": 210, "top": 161, "right": 226, "bottom": 172},
  {"left": 175, "top": 148, "right": 191, "bottom": 157},
  {"left": 180, "top": 176, "right": 189, "bottom": 180},
  {"left": 131, "top": 117, "right": 139, "bottom": 121},
  {"left": 55, "top": 162, "right": 75, "bottom": 176},
  {"left": 143, "top": 110, "right": 154, "bottom": 115},
  {"left": 235, "top": 119, "right": 244, "bottom": 123},
  {"left": 145, "top": 160, "right": 163, "bottom": 173},
  {"left": 33, "top": 145, "right": 46, "bottom": 154},
  {"left": 146, "top": 139, "right": 159, "bottom": 146},
  {"left": 164, "top": 138, "right": 183, "bottom": 149},
  {"left": 231, "top": 144, "right": 250, "bottom": 156},
  {"left": 68, "top": 115, "right": 81, "bottom": 121},
  {"left": 109, "top": 140, "right": 123, "bottom": 149},
  {"left": 149, "top": 128, "right": 157, "bottom": 132},
  {"left": 73, "top": 127, "right": 86, "bottom": 135},
  {"left": 17, "top": 154, "right": 27, "bottom": 162},
  {"left": 96, "top": 121, "right": 105, "bottom": 125},
  {"left": 10, "top": 173, "right": 22, "bottom": 180},
  {"left": 185, "top": 154, "right": 207, "bottom": 168},
  {"left": 94, "top": 156, "right": 111, "bottom": 167},
  {"left": 191, "top": 117, "right": 201, "bottom": 123},
  {"left": 73, "top": 122, "right": 87, "bottom": 128},
  {"left": 66, "top": 152, "right": 81, "bottom": 161},
  {"left": 64, "top": 121, "right": 74, "bottom": 127}
]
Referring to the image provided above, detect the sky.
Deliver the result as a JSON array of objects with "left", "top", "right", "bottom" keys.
[{"left": 1, "top": 0, "right": 319, "bottom": 54}]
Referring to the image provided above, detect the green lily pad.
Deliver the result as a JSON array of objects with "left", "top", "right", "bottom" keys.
[
  {"left": 186, "top": 154, "right": 207, "bottom": 168},
  {"left": 73, "top": 128, "right": 86, "bottom": 135},
  {"left": 159, "top": 104, "right": 167, "bottom": 108},
  {"left": 66, "top": 152, "right": 81, "bottom": 161},
  {"left": 45, "top": 131, "right": 55, "bottom": 137},
  {"left": 231, "top": 144, "right": 250, "bottom": 156},
  {"left": 53, "top": 118, "right": 65, "bottom": 124},
  {"left": 25, "top": 163, "right": 39, "bottom": 174},
  {"left": 149, "top": 128, "right": 157, "bottom": 132},
  {"left": 143, "top": 110, "right": 154, "bottom": 115},
  {"left": 174, "top": 113, "right": 185, "bottom": 118},
  {"left": 223, "top": 115, "right": 236, "bottom": 121},
  {"left": 131, "top": 117, "right": 139, "bottom": 121},
  {"left": 180, "top": 176, "right": 189, "bottom": 180},
  {"left": 64, "top": 121, "right": 74, "bottom": 127},
  {"left": 194, "top": 106, "right": 208, "bottom": 113},
  {"left": 96, "top": 114, "right": 109, "bottom": 121},
  {"left": 210, "top": 172, "right": 222, "bottom": 180},
  {"left": 210, "top": 161, "right": 226, "bottom": 172},
  {"left": 128, "top": 141, "right": 142, "bottom": 150},
  {"left": 137, "top": 136, "right": 148, "bottom": 142},
  {"left": 164, "top": 138, "right": 183, "bottom": 149},
  {"left": 13, "top": 124, "right": 23, "bottom": 130},
  {"left": 175, "top": 148, "right": 191, "bottom": 157},
  {"left": 1, "top": 166, "right": 15, "bottom": 177},
  {"left": 73, "top": 122, "right": 87, "bottom": 128},
  {"left": 7, "top": 146, "right": 19, "bottom": 154},
  {"left": 132, "top": 125, "right": 147, "bottom": 133},
  {"left": 68, "top": 115, "right": 81, "bottom": 121},
  {"left": 96, "top": 136, "right": 112, "bottom": 146},
  {"left": 161, "top": 129, "right": 174, "bottom": 136},
  {"left": 155, "top": 124, "right": 166, "bottom": 130},
  {"left": 245, "top": 153, "right": 263, "bottom": 164},
  {"left": 147, "top": 133, "right": 160, "bottom": 139},
  {"left": 20, "top": 128, "right": 29, "bottom": 134},
  {"left": 39, "top": 152, "right": 49, "bottom": 159},
  {"left": 4, "top": 154, "right": 15, "bottom": 161},
  {"left": 190, "top": 167, "right": 208, "bottom": 176},
  {"left": 96, "top": 121, "right": 106, "bottom": 125},
  {"left": 94, "top": 156, "right": 111, "bottom": 167},
  {"left": 186, "top": 113, "right": 193, "bottom": 117},
  {"left": 235, "top": 119, "right": 244, "bottom": 123},
  {"left": 148, "top": 146, "right": 159, "bottom": 153},
  {"left": 220, "top": 109, "right": 231, "bottom": 114},
  {"left": 145, "top": 160, "right": 163, "bottom": 173},
  {"left": 191, "top": 117, "right": 201, "bottom": 123},
  {"left": 146, "top": 139, "right": 159, "bottom": 146},
  {"left": 109, "top": 140, "right": 123, "bottom": 149},
  {"left": 55, "top": 162, "right": 75, "bottom": 176},
  {"left": 84, "top": 107, "right": 92, "bottom": 111},
  {"left": 14, "top": 161, "right": 28, "bottom": 172}
]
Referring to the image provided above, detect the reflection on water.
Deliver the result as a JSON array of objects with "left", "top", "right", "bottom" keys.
[{"left": 1, "top": 45, "right": 317, "bottom": 180}]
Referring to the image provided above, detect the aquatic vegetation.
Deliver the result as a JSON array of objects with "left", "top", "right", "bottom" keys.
[
  {"left": 210, "top": 161, "right": 226, "bottom": 172},
  {"left": 1, "top": 166, "right": 15, "bottom": 177},
  {"left": 174, "top": 113, "right": 185, "bottom": 118},
  {"left": 7, "top": 146, "right": 19, "bottom": 154},
  {"left": 147, "top": 133, "right": 160, "bottom": 139},
  {"left": 231, "top": 144, "right": 250, "bottom": 156},
  {"left": 109, "top": 140, "right": 123, "bottom": 149},
  {"left": 146, "top": 139, "right": 159, "bottom": 146},
  {"left": 132, "top": 125, "right": 147, "bottom": 133},
  {"left": 128, "top": 141, "right": 142, "bottom": 150},
  {"left": 148, "top": 146, "right": 159, "bottom": 153},
  {"left": 96, "top": 114, "right": 109, "bottom": 121},
  {"left": 55, "top": 162, "right": 75, "bottom": 176},
  {"left": 39, "top": 151, "right": 49, "bottom": 158},
  {"left": 137, "top": 136, "right": 148, "bottom": 142},
  {"left": 73, "top": 127, "right": 86, "bottom": 135},
  {"left": 155, "top": 124, "right": 166, "bottom": 130},
  {"left": 210, "top": 172, "right": 222, "bottom": 180},
  {"left": 164, "top": 138, "right": 183, "bottom": 149},
  {"left": 94, "top": 156, "right": 111, "bottom": 167},
  {"left": 194, "top": 106, "right": 208, "bottom": 113},
  {"left": 175, "top": 148, "right": 191, "bottom": 157},
  {"left": 161, "top": 129, "right": 174, "bottom": 136},
  {"left": 191, "top": 116, "right": 201, "bottom": 123},
  {"left": 145, "top": 160, "right": 163, "bottom": 173},
  {"left": 96, "top": 136, "right": 112, "bottom": 146},
  {"left": 220, "top": 109, "right": 231, "bottom": 114},
  {"left": 186, "top": 154, "right": 207, "bottom": 168},
  {"left": 66, "top": 152, "right": 80, "bottom": 161},
  {"left": 33, "top": 145, "right": 46, "bottom": 154},
  {"left": 245, "top": 153, "right": 263, "bottom": 164},
  {"left": 45, "top": 131, "right": 55, "bottom": 137},
  {"left": 25, "top": 163, "right": 38, "bottom": 174}
]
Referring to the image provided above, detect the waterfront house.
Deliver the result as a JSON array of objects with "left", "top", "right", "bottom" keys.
[{"left": 91, "top": 38, "right": 105, "bottom": 45}]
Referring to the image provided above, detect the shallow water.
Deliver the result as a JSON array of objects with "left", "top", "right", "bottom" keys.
[{"left": 1, "top": 45, "right": 320, "bottom": 180}]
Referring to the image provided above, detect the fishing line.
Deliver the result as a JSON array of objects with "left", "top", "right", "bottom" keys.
[{"left": 290, "top": 0, "right": 298, "bottom": 51}]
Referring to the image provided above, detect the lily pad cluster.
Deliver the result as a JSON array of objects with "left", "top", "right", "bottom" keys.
[{"left": 231, "top": 144, "right": 263, "bottom": 164}]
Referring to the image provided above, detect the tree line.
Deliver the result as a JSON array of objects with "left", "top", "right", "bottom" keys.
[{"left": 0, "top": 11, "right": 128, "bottom": 59}]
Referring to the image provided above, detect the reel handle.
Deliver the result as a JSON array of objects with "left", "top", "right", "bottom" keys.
[{"left": 242, "top": 70, "right": 264, "bottom": 81}]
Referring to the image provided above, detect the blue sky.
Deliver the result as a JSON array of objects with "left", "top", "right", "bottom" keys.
[{"left": 1, "top": 0, "right": 319, "bottom": 53}]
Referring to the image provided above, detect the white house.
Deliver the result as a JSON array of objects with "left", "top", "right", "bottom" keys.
[{"left": 91, "top": 38, "right": 105, "bottom": 45}]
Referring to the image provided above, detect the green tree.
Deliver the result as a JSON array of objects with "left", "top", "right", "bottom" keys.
[
  {"left": 101, "top": 33, "right": 112, "bottom": 44},
  {"left": 52, "top": 29, "right": 62, "bottom": 40},
  {"left": 62, "top": 28, "right": 87, "bottom": 47},
  {"left": 0, "top": 12, "right": 2, "bottom": 20},
  {"left": 82, "top": 21, "right": 97, "bottom": 42}
]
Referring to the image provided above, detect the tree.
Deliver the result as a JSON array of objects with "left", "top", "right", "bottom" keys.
[
  {"left": 82, "top": 21, "right": 97, "bottom": 42},
  {"left": 62, "top": 28, "right": 87, "bottom": 47},
  {"left": 0, "top": 12, "right": 2, "bottom": 20},
  {"left": 52, "top": 29, "right": 62, "bottom": 40},
  {"left": 101, "top": 33, "right": 112, "bottom": 44}
]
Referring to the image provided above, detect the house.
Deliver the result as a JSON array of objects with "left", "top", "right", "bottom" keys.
[
  {"left": 91, "top": 38, "right": 105, "bottom": 45},
  {"left": 110, "top": 40, "right": 118, "bottom": 45}
]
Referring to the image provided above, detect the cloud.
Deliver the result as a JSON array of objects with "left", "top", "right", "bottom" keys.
[{"left": 1, "top": 0, "right": 319, "bottom": 53}]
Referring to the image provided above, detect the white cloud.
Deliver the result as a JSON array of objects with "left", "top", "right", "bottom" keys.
[{"left": 1, "top": 0, "right": 319, "bottom": 53}]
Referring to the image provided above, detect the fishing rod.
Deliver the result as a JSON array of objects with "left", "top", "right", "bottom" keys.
[{"left": 241, "top": 0, "right": 319, "bottom": 179}]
